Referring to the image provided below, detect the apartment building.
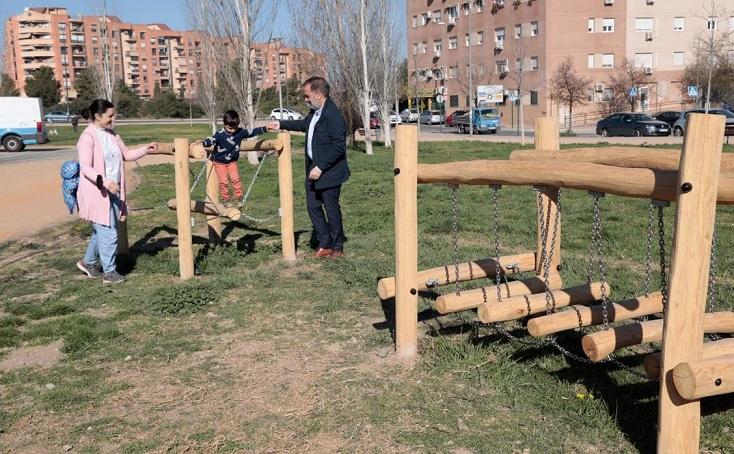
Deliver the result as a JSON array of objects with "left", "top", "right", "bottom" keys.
[
  {"left": 4, "top": 7, "right": 323, "bottom": 102},
  {"left": 407, "top": 0, "right": 727, "bottom": 126}
]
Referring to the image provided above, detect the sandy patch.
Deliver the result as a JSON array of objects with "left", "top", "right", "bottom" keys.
[{"left": 0, "top": 339, "right": 65, "bottom": 372}]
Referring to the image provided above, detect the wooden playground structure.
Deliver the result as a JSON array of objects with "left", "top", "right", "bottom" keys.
[
  {"left": 117, "top": 133, "right": 297, "bottom": 280},
  {"left": 380, "top": 115, "right": 734, "bottom": 452}
]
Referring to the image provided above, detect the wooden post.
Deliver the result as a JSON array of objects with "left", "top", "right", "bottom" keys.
[
  {"left": 394, "top": 125, "right": 418, "bottom": 357},
  {"left": 534, "top": 117, "right": 561, "bottom": 276},
  {"left": 658, "top": 114, "right": 725, "bottom": 453},
  {"left": 277, "top": 133, "right": 296, "bottom": 263},
  {"left": 205, "top": 160, "right": 223, "bottom": 244},
  {"left": 174, "top": 138, "right": 195, "bottom": 280},
  {"left": 117, "top": 217, "right": 129, "bottom": 255}
]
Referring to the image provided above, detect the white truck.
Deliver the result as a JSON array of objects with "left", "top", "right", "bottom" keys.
[{"left": 0, "top": 97, "right": 49, "bottom": 152}]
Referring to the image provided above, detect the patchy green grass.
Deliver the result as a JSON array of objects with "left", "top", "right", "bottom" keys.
[{"left": 1, "top": 134, "right": 733, "bottom": 452}]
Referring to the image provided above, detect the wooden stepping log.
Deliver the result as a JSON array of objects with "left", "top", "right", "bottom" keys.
[{"left": 644, "top": 338, "right": 734, "bottom": 379}]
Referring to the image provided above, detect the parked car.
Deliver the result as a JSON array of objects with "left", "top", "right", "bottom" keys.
[
  {"left": 389, "top": 111, "right": 401, "bottom": 126},
  {"left": 653, "top": 111, "right": 681, "bottom": 127},
  {"left": 673, "top": 108, "right": 734, "bottom": 137},
  {"left": 595, "top": 113, "right": 671, "bottom": 137},
  {"left": 269, "top": 108, "right": 302, "bottom": 120},
  {"left": 369, "top": 112, "right": 381, "bottom": 129},
  {"left": 453, "top": 108, "right": 501, "bottom": 134},
  {"left": 419, "top": 110, "right": 444, "bottom": 125},
  {"left": 445, "top": 110, "right": 467, "bottom": 128},
  {"left": 0, "top": 97, "right": 48, "bottom": 152},
  {"left": 400, "top": 108, "right": 419, "bottom": 123},
  {"left": 44, "top": 110, "right": 77, "bottom": 123}
]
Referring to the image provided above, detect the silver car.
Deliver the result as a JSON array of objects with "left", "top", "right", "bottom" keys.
[
  {"left": 673, "top": 108, "right": 734, "bottom": 136},
  {"left": 400, "top": 109, "right": 419, "bottom": 123}
]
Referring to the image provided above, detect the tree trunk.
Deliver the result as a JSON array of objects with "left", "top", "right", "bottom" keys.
[
  {"left": 519, "top": 100, "right": 526, "bottom": 145},
  {"left": 568, "top": 103, "right": 574, "bottom": 133},
  {"left": 360, "top": 0, "right": 373, "bottom": 155}
]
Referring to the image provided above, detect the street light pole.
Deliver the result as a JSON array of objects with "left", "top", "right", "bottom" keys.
[
  {"left": 468, "top": 3, "right": 473, "bottom": 136},
  {"left": 437, "top": 20, "right": 448, "bottom": 133}
]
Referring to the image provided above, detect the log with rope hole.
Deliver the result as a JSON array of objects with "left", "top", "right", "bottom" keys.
[
  {"left": 581, "top": 311, "right": 734, "bottom": 362},
  {"left": 672, "top": 353, "right": 734, "bottom": 400},
  {"left": 377, "top": 252, "right": 536, "bottom": 300},
  {"left": 435, "top": 273, "right": 563, "bottom": 314},
  {"left": 527, "top": 291, "right": 662, "bottom": 337},
  {"left": 477, "top": 282, "right": 606, "bottom": 324},
  {"left": 167, "top": 199, "right": 241, "bottom": 221},
  {"left": 644, "top": 338, "right": 734, "bottom": 379}
]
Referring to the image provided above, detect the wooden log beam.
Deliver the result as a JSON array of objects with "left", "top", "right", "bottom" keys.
[
  {"left": 416, "top": 160, "right": 734, "bottom": 205},
  {"left": 377, "top": 252, "right": 536, "bottom": 300},
  {"left": 527, "top": 292, "right": 662, "bottom": 338},
  {"left": 147, "top": 142, "right": 206, "bottom": 159},
  {"left": 167, "top": 199, "right": 241, "bottom": 221},
  {"left": 173, "top": 138, "right": 194, "bottom": 280},
  {"left": 477, "top": 282, "right": 605, "bottom": 324},
  {"left": 277, "top": 133, "right": 296, "bottom": 262},
  {"left": 435, "top": 274, "right": 563, "bottom": 314},
  {"left": 644, "top": 338, "right": 734, "bottom": 379},
  {"left": 240, "top": 138, "right": 283, "bottom": 152},
  {"left": 510, "top": 148, "right": 734, "bottom": 172},
  {"left": 672, "top": 354, "right": 734, "bottom": 400},
  {"left": 534, "top": 117, "right": 562, "bottom": 277},
  {"left": 582, "top": 311, "right": 734, "bottom": 362}
]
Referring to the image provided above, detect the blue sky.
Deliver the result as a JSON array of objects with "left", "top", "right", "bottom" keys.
[{"left": 1, "top": 1, "right": 406, "bottom": 52}]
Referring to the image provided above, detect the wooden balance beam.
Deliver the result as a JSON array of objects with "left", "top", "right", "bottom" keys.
[
  {"left": 377, "top": 251, "right": 536, "bottom": 300},
  {"left": 434, "top": 274, "right": 562, "bottom": 314},
  {"left": 167, "top": 199, "right": 241, "bottom": 221},
  {"left": 644, "top": 338, "right": 734, "bottom": 379},
  {"left": 477, "top": 282, "right": 605, "bottom": 324},
  {"left": 509, "top": 147, "right": 734, "bottom": 172},
  {"left": 416, "top": 160, "right": 734, "bottom": 205},
  {"left": 581, "top": 311, "right": 734, "bottom": 362},
  {"left": 148, "top": 142, "right": 206, "bottom": 159},
  {"left": 673, "top": 354, "right": 734, "bottom": 400},
  {"left": 527, "top": 292, "right": 663, "bottom": 337}
]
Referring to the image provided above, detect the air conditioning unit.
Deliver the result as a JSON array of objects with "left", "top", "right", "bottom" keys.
[
  {"left": 645, "top": 32, "right": 653, "bottom": 41},
  {"left": 495, "top": 0, "right": 506, "bottom": 7},
  {"left": 604, "top": 0, "right": 614, "bottom": 4},
  {"left": 495, "top": 40, "right": 504, "bottom": 50},
  {"left": 646, "top": 0, "right": 655, "bottom": 4},
  {"left": 644, "top": 66, "right": 653, "bottom": 75},
  {"left": 595, "top": 83, "right": 604, "bottom": 92}
]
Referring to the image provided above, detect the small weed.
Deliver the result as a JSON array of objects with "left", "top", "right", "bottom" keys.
[{"left": 143, "top": 280, "right": 221, "bottom": 315}]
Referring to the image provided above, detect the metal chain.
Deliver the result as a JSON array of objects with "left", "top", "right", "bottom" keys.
[
  {"left": 190, "top": 161, "right": 209, "bottom": 195},
  {"left": 535, "top": 187, "right": 561, "bottom": 315},
  {"left": 491, "top": 186, "right": 503, "bottom": 301},
  {"left": 657, "top": 204, "right": 668, "bottom": 309},
  {"left": 588, "top": 193, "right": 611, "bottom": 329},
  {"left": 450, "top": 185, "right": 462, "bottom": 295},
  {"left": 237, "top": 150, "right": 281, "bottom": 224},
  {"left": 643, "top": 202, "right": 655, "bottom": 297}
]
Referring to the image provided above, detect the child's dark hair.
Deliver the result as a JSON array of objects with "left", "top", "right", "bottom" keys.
[
  {"left": 88, "top": 99, "right": 114, "bottom": 120},
  {"left": 223, "top": 110, "right": 240, "bottom": 128}
]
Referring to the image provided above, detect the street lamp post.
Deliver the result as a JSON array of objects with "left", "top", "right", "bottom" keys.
[
  {"left": 468, "top": 3, "right": 474, "bottom": 136},
  {"left": 437, "top": 19, "right": 448, "bottom": 133}
]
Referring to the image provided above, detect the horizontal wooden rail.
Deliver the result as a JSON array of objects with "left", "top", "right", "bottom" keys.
[
  {"left": 239, "top": 139, "right": 283, "bottom": 152},
  {"left": 477, "top": 282, "right": 605, "bottom": 324},
  {"left": 581, "top": 311, "right": 734, "bottom": 362},
  {"left": 528, "top": 292, "right": 662, "bottom": 337},
  {"left": 148, "top": 142, "right": 206, "bottom": 159},
  {"left": 377, "top": 252, "right": 536, "bottom": 300},
  {"left": 644, "top": 338, "right": 734, "bottom": 379},
  {"left": 510, "top": 148, "right": 734, "bottom": 172},
  {"left": 673, "top": 354, "right": 734, "bottom": 400},
  {"left": 435, "top": 274, "right": 562, "bottom": 314},
  {"left": 416, "top": 160, "right": 734, "bottom": 205}
]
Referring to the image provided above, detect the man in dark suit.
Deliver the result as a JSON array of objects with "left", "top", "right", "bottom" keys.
[{"left": 266, "top": 77, "right": 349, "bottom": 258}]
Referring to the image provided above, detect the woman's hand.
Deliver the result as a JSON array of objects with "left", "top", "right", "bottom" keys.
[
  {"left": 104, "top": 180, "right": 119, "bottom": 195},
  {"left": 147, "top": 142, "right": 159, "bottom": 153}
]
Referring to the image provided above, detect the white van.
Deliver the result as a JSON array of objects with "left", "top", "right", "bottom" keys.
[{"left": 0, "top": 97, "right": 48, "bottom": 152}]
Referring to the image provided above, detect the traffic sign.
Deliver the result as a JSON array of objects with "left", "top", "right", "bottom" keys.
[
  {"left": 688, "top": 85, "right": 699, "bottom": 98},
  {"left": 628, "top": 87, "right": 638, "bottom": 98},
  {"left": 436, "top": 94, "right": 445, "bottom": 103}
]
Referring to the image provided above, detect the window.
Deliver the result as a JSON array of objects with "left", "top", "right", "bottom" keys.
[
  {"left": 530, "top": 56, "right": 539, "bottom": 71},
  {"left": 412, "top": 15, "right": 417, "bottom": 27},
  {"left": 496, "top": 59, "right": 508, "bottom": 74},
  {"left": 421, "top": 13, "right": 430, "bottom": 26},
  {"left": 587, "top": 89, "right": 595, "bottom": 103},
  {"left": 635, "top": 17, "right": 654, "bottom": 32},
  {"left": 449, "top": 65, "right": 458, "bottom": 78},
  {"left": 673, "top": 51, "right": 685, "bottom": 66},
  {"left": 602, "top": 18, "right": 615, "bottom": 32},
  {"left": 413, "top": 42, "right": 419, "bottom": 54},
  {"left": 421, "top": 41, "right": 427, "bottom": 53},
  {"left": 588, "top": 18, "right": 595, "bottom": 33},
  {"left": 495, "top": 28, "right": 505, "bottom": 43},
  {"left": 465, "top": 33, "right": 471, "bottom": 46},
  {"left": 433, "top": 10, "right": 442, "bottom": 23},
  {"left": 140, "top": 32, "right": 145, "bottom": 39},
  {"left": 515, "top": 58, "right": 523, "bottom": 71},
  {"left": 602, "top": 53, "right": 614, "bottom": 68},
  {"left": 447, "top": 5, "right": 459, "bottom": 19},
  {"left": 530, "top": 91, "right": 538, "bottom": 105},
  {"left": 474, "top": 0, "right": 485, "bottom": 13},
  {"left": 530, "top": 21, "right": 539, "bottom": 36},
  {"left": 673, "top": 17, "right": 684, "bottom": 31},
  {"left": 708, "top": 16, "right": 718, "bottom": 31},
  {"left": 434, "top": 40, "right": 442, "bottom": 53},
  {"left": 514, "top": 24, "right": 522, "bottom": 38},
  {"left": 462, "top": 2, "right": 470, "bottom": 15},
  {"left": 477, "top": 31, "right": 484, "bottom": 45},
  {"left": 635, "top": 52, "right": 653, "bottom": 68},
  {"left": 449, "top": 36, "right": 458, "bottom": 49},
  {"left": 588, "top": 54, "right": 595, "bottom": 68},
  {"left": 450, "top": 95, "right": 459, "bottom": 107}
]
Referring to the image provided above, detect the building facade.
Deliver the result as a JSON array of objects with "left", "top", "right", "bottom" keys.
[
  {"left": 4, "top": 7, "right": 322, "bottom": 102},
  {"left": 407, "top": 0, "right": 726, "bottom": 127}
]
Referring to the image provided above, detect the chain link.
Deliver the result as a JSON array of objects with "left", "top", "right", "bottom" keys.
[
  {"left": 657, "top": 204, "right": 668, "bottom": 309},
  {"left": 190, "top": 160, "right": 209, "bottom": 195},
  {"left": 588, "top": 192, "right": 611, "bottom": 329},
  {"left": 237, "top": 150, "right": 281, "bottom": 224},
  {"left": 643, "top": 202, "right": 655, "bottom": 297},
  {"left": 450, "top": 185, "right": 462, "bottom": 295}
]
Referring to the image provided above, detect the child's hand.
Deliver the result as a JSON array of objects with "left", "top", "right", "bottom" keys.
[
  {"left": 147, "top": 142, "right": 159, "bottom": 153},
  {"left": 266, "top": 121, "right": 280, "bottom": 131}
]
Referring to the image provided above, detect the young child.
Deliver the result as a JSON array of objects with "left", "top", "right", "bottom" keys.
[{"left": 202, "top": 110, "right": 266, "bottom": 207}]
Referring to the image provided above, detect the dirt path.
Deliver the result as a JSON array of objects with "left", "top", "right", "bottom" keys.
[{"left": 0, "top": 154, "right": 174, "bottom": 243}]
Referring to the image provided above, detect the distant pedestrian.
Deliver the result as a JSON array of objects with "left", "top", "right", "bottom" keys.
[{"left": 71, "top": 114, "right": 79, "bottom": 132}]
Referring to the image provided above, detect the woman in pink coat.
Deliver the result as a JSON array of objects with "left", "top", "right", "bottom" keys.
[{"left": 76, "top": 99, "right": 158, "bottom": 284}]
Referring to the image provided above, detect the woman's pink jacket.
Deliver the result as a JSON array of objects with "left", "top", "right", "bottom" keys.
[{"left": 77, "top": 124, "right": 148, "bottom": 226}]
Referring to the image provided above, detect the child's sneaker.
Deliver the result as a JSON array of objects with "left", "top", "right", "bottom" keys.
[
  {"left": 222, "top": 199, "right": 233, "bottom": 208},
  {"left": 236, "top": 199, "right": 245, "bottom": 208},
  {"left": 77, "top": 260, "right": 102, "bottom": 278},
  {"left": 103, "top": 271, "right": 126, "bottom": 284}
]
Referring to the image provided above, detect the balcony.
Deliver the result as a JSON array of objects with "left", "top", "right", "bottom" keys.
[
  {"left": 23, "top": 61, "right": 52, "bottom": 70},
  {"left": 21, "top": 25, "right": 52, "bottom": 34},
  {"left": 24, "top": 49, "right": 55, "bottom": 58}
]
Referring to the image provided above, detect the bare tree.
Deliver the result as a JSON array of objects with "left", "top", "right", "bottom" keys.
[
  {"left": 549, "top": 56, "right": 590, "bottom": 133},
  {"left": 602, "top": 58, "right": 652, "bottom": 113},
  {"left": 690, "top": 1, "right": 734, "bottom": 110},
  {"left": 373, "top": 0, "right": 400, "bottom": 148},
  {"left": 504, "top": 26, "right": 543, "bottom": 145},
  {"left": 93, "top": 0, "right": 116, "bottom": 101},
  {"left": 185, "top": 3, "right": 218, "bottom": 134}
]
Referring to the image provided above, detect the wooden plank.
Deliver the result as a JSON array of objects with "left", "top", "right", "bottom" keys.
[
  {"left": 377, "top": 252, "right": 536, "bottom": 300},
  {"left": 174, "top": 138, "right": 194, "bottom": 280},
  {"left": 394, "top": 125, "right": 418, "bottom": 357},
  {"left": 658, "top": 113, "right": 725, "bottom": 453},
  {"left": 527, "top": 292, "right": 662, "bottom": 337},
  {"left": 277, "top": 133, "right": 296, "bottom": 263},
  {"left": 644, "top": 338, "right": 734, "bottom": 379}
]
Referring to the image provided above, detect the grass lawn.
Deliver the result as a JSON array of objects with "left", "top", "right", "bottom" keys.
[
  {"left": 46, "top": 123, "right": 216, "bottom": 147},
  {"left": 1, "top": 134, "right": 733, "bottom": 453}
]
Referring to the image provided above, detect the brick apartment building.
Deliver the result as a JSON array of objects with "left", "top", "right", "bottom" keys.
[
  {"left": 407, "top": 0, "right": 727, "bottom": 127},
  {"left": 3, "top": 7, "right": 322, "bottom": 102}
]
